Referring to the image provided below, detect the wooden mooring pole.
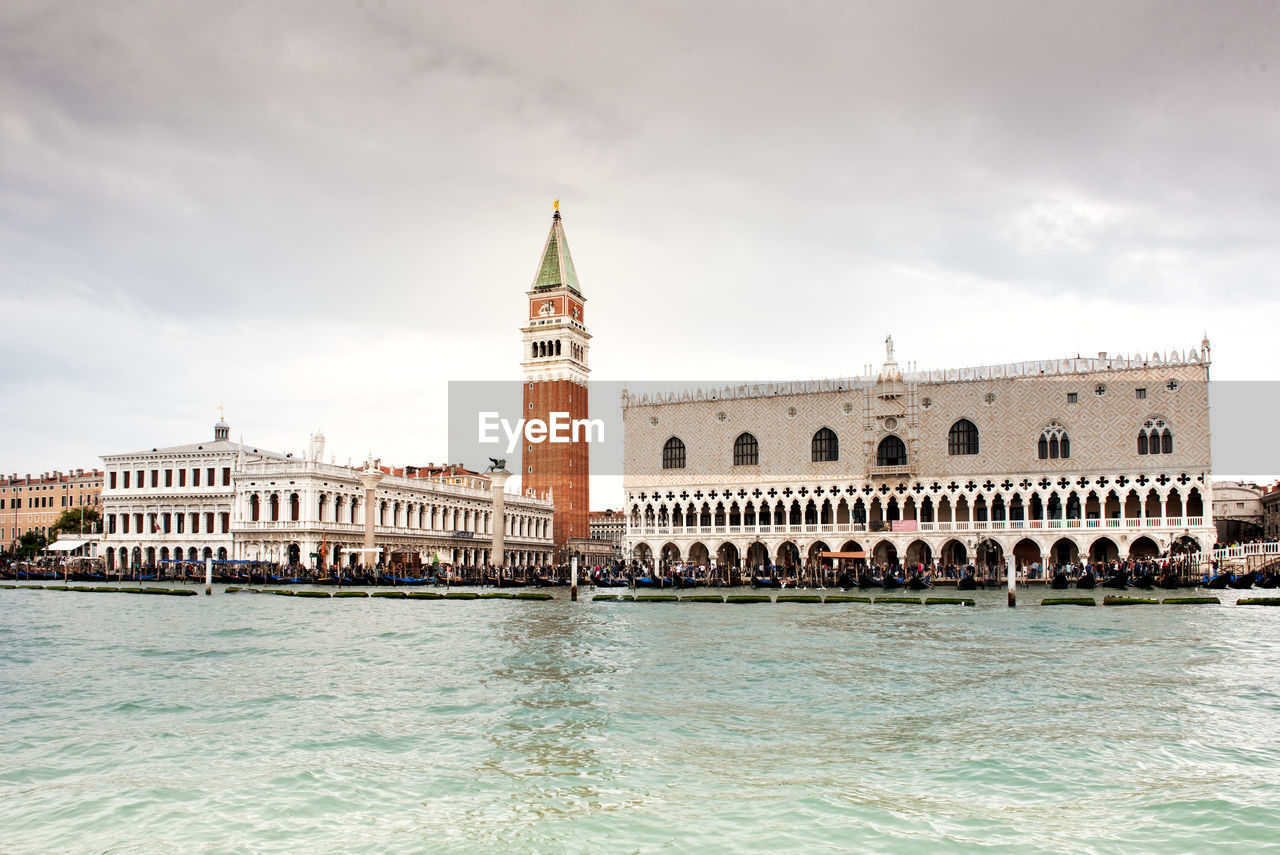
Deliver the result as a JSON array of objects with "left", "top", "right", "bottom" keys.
[
  {"left": 570, "top": 554, "right": 579, "bottom": 602},
  {"left": 1007, "top": 555, "right": 1016, "bottom": 608}
]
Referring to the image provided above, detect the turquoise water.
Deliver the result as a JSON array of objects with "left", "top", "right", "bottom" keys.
[{"left": 2, "top": 587, "right": 1279, "bottom": 854}]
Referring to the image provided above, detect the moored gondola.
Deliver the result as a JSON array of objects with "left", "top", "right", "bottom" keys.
[
  {"left": 1228, "top": 572, "right": 1257, "bottom": 590},
  {"left": 1076, "top": 569, "right": 1096, "bottom": 589},
  {"left": 1132, "top": 572, "right": 1156, "bottom": 590},
  {"left": 1049, "top": 571, "right": 1070, "bottom": 590},
  {"left": 1102, "top": 571, "right": 1128, "bottom": 590}
]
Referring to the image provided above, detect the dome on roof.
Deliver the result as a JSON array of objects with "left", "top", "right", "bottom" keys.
[{"left": 214, "top": 417, "right": 230, "bottom": 441}]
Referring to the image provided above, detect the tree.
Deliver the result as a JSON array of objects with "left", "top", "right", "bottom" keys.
[
  {"left": 19, "top": 530, "right": 47, "bottom": 558},
  {"left": 48, "top": 507, "right": 101, "bottom": 542}
]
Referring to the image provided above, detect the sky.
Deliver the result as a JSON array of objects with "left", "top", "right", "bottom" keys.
[{"left": 1, "top": 0, "right": 1278, "bottom": 505}]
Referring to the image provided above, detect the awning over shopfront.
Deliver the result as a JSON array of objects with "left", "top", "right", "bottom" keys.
[{"left": 46, "top": 539, "right": 91, "bottom": 552}]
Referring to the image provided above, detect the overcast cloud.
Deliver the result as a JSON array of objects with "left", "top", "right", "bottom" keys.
[{"left": 1, "top": 0, "right": 1278, "bottom": 501}]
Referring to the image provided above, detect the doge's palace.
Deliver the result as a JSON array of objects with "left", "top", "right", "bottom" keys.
[{"left": 622, "top": 337, "right": 1215, "bottom": 573}]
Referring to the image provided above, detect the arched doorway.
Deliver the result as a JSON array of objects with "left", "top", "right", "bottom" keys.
[
  {"left": 807, "top": 541, "right": 832, "bottom": 566},
  {"left": 660, "top": 542, "right": 682, "bottom": 568},
  {"left": 1050, "top": 537, "right": 1079, "bottom": 566},
  {"left": 634, "top": 542, "right": 653, "bottom": 567},
  {"left": 904, "top": 539, "right": 931, "bottom": 567},
  {"left": 217, "top": 547, "right": 228, "bottom": 561},
  {"left": 287, "top": 543, "right": 301, "bottom": 566},
  {"left": 688, "top": 542, "right": 710, "bottom": 567},
  {"left": 1013, "top": 538, "right": 1042, "bottom": 575},
  {"left": 976, "top": 539, "right": 1003, "bottom": 573},
  {"left": 872, "top": 539, "right": 898, "bottom": 567},
  {"left": 746, "top": 541, "right": 770, "bottom": 571},
  {"left": 717, "top": 542, "right": 740, "bottom": 568},
  {"left": 1128, "top": 536, "right": 1159, "bottom": 560},
  {"left": 145, "top": 547, "right": 156, "bottom": 567},
  {"left": 776, "top": 541, "right": 800, "bottom": 568},
  {"left": 940, "top": 539, "right": 967, "bottom": 566},
  {"left": 1089, "top": 537, "right": 1118, "bottom": 563}
]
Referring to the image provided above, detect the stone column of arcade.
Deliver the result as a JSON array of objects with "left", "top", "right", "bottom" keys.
[
  {"left": 358, "top": 461, "right": 385, "bottom": 575},
  {"left": 489, "top": 469, "right": 510, "bottom": 577}
]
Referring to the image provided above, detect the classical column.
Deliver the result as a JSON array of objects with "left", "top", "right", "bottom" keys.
[
  {"left": 489, "top": 469, "right": 511, "bottom": 570},
  {"left": 358, "top": 462, "right": 385, "bottom": 569}
]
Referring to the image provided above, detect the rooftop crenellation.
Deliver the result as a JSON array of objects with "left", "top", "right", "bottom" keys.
[{"left": 622, "top": 342, "right": 1211, "bottom": 408}]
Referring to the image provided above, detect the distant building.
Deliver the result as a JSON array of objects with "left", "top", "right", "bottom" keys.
[
  {"left": 234, "top": 438, "right": 552, "bottom": 568},
  {"left": 99, "top": 417, "right": 268, "bottom": 570},
  {"left": 1213, "top": 481, "right": 1268, "bottom": 542},
  {"left": 1, "top": 468, "right": 104, "bottom": 549},
  {"left": 401, "top": 463, "right": 492, "bottom": 491},
  {"left": 99, "top": 419, "right": 553, "bottom": 571},
  {"left": 590, "top": 509, "right": 625, "bottom": 556},
  {"left": 1262, "top": 486, "right": 1280, "bottom": 540},
  {"left": 623, "top": 338, "right": 1215, "bottom": 571}
]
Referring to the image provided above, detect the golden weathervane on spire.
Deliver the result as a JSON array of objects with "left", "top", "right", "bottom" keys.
[
  {"left": 218, "top": 403, "right": 224, "bottom": 419},
  {"left": 553, "top": 199, "right": 559, "bottom": 212}
]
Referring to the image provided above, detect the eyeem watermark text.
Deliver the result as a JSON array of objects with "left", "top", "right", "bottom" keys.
[{"left": 478, "top": 412, "right": 606, "bottom": 454}]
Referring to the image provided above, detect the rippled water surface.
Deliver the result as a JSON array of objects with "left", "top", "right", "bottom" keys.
[{"left": 2, "top": 586, "right": 1279, "bottom": 854}]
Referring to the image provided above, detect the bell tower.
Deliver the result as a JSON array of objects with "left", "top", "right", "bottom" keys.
[{"left": 521, "top": 202, "right": 590, "bottom": 555}]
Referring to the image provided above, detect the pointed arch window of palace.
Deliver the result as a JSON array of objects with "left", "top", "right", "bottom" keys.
[
  {"left": 948, "top": 419, "right": 980, "bottom": 455},
  {"left": 733, "top": 432, "right": 759, "bottom": 466},
  {"left": 811, "top": 428, "right": 838, "bottom": 462},
  {"left": 1038, "top": 421, "right": 1070, "bottom": 460},
  {"left": 662, "top": 437, "right": 686, "bottom": 470},
  {"left": 877, "top": 435, "right": 907, "bottom": 467},
  {"left": 1137, "top": 418, "right": 1173, "bottom": 455}
]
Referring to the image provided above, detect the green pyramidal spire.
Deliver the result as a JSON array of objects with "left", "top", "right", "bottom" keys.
[{"left": 532, "top": 205, "right": 581, "bottom": 294}]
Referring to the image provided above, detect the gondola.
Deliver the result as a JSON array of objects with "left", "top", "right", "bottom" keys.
[
  {"left": 752, "top": 575, "right": 782, "bottom": 589},
  {"left": 1075, "top": 569, "right": 1096, "bottom": 589},
  {"left": 1049, "top": 571, "right": 1070, "bottom": 590},
  {"left": 485, "top": 575, "right": 522, "bottom": 588},
  {"left": 1205, "top": 573, "right": 1232, "bottom": 589},
  {"left": 1157, "top": 573, "right": 1182, "bottom": 589},
  {"left": 906, "top": 574, "right": 930, "bottom": 591},
  {"left": 593, "top": 575, "right": 629, "bottom": 588},
  {"left": 1101, "top": 572, "right": 1128, "bottom": 590},
  {"left": 1228, "top": 572, "right": 1256, "bottom": 590},
  {"left": 858, "top": 572, "right": 884, "bottom": 589},
  {"left": 1131, "top": 572, "right": 1156, "bottom": 590},
  {"left": 835, "top": 571, "right": 858, "bottom": 589},
  {"left": 956, "top": 573, "right": 979, "bottom": 591},
  {"left": 881, "top": 573, "right": 903, "bottom": 591},
  {"left": 1258, "top": 574, "right": 1280, "bottom": 589}
]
